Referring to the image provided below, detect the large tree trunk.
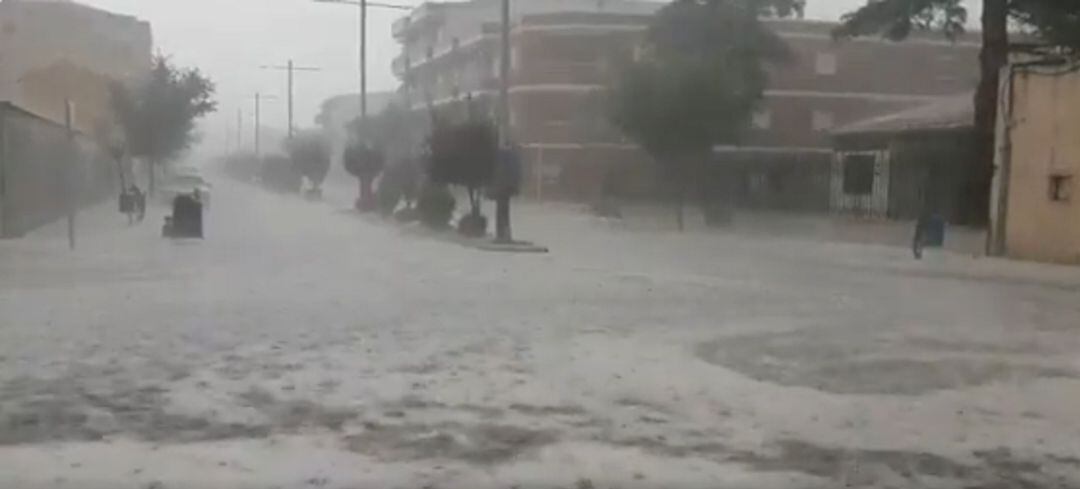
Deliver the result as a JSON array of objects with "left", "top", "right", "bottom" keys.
[
  {"left": 971, "top": 0, "right": 1009, "bottom": 227},
  {"left": 495, "top": 196, "right": 511, "bottom": 242}
]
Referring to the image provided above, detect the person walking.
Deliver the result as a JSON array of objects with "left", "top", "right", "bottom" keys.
[{"left": 131, "top": 185, "right": 146, "bottom": 223}]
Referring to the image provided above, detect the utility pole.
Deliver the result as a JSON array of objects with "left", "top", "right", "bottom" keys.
[
  {"left": 261, "top": 61, "right": 321, "bottom": 139},
  {"left": 499, "top": 0, "right": 511, "bottom": 140},
  {"left": 236, "top": 108, "right": 243, "bottom": 152},
  {"left": 312, "top": 0, "right": 410, "bottom": 121},
  {"left": 288, "top": 60, "right": 294, "bottom": 137},
  {"left": 64, "top": 99, "right": 77, "bottom": 250},
  {"left": 495, "top": 0, "right": 514, "bottom": 243},
  {"left": 255, "top": 92, "right": 261, "bottom": 155},
  {"left": 360, "top": 0, "right": 367, "bottom": 120},
  {"left": 252, "top": 92, "right": 279, "bottom": 157}
]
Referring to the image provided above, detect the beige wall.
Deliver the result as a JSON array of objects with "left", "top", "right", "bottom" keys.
[
  {"left": 998, "top": 64, "right": 1080, "bottom": 264},
  {"left": 0, "top": 0, "right": 151, "bottom": 127}
]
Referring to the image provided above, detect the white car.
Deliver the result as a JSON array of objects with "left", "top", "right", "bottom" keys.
[{"left": 159, "top": 174, "right": 212, "bottom": 208}]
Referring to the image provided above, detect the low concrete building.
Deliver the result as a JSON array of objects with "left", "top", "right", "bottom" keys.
[
  {"left": 0, "top": 101, "right": 117, "bottom": 237},
  {"left": 991, "top": 59, "right": 1080, "bottom": 264},
  {"left": 829, "top": 94, "right": 978, "bottom": 224},
  {"left": 391, "top": 1, "right": 980, "bottom": 203},
  {"left": 0, "top": 0, "right": 152, "bottom": 131}
]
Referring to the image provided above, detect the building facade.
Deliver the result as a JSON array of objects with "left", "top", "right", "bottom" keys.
[
  {"left": 0, "top": 0, "right": 152, "bottom": 131},
  {"left": 991, "top": 59, "right": 1080, "bottom": 264},
  {"left": 391, "top": 0, "right": 981, "bottom": 203},
  {"left": 830, "top": 94, "right": 977, "bottom": 224}
]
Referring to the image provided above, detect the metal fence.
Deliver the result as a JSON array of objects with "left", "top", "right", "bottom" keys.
[{"left": 0, "top": 102, "right": 117, "bottom": 238}]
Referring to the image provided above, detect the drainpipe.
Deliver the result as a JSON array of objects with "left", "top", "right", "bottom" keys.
[
  {"left": 0, "top": 105, "right": 7, "bottom": 238},
  {"left": 990, "top": 64, "right": 1016, "bottom": 256}
]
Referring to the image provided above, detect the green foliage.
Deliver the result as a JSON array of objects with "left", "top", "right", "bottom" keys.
[
  {"left": 1012, "top": 0, "right": 1080, "bottom": 50},
  {"left": 427, "top": 118, "right": 497, "bottom": 216},
  {"left": 833, "top": 0, "right": 1080, "bottom": 49},
  {"left": 285, "top": 130, "right": 331, "bottom": 188},
  {"left": 832, "top": 0, "right": 968, "bottom": 41},
  {"left": 261, "top": 155, "right": 302, "bottom": 194},
  {"left": 351, "top": 102, "right": 416, "bottom": 163},
  {"left": 384, "top": 156, "right": 422, "bottom": 207},
  {"left": 377, "top": 175, "right": 403, "bottom": 216},
  {"left": 109, "top": 56, "right": 216, "bottom": 165},
  {"left": 610, "top": 0, "right": 789, "bottom": 165},
  {"left": 343, "top": 142, "right": 385, "bottom": 183},
  {"left": 417, "top": 183, "right": 456, "bottom": 229}
]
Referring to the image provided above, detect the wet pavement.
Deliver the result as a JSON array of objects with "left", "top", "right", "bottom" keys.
[{"left": 1, "top": 175, "right": 1079, "bottom": 488}]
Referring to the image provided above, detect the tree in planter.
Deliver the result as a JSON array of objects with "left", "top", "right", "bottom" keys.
[
  {"left": 343, "top": 142, "right": 384, "bottom": 211},
  {"left": 285, "top": 129, "right": 331, "bottom": 198},
  {"left": 347, "top": 103, "right": 414, "bottom": 212},
  {"left": 427, "top": 118, "right": 497, "bottom": 237},
  {"left": 109, "top": 55, "right": 216, "bottom": 195},
  {"left": 834, "top": 0, "right": 1080, "bottom": 225},
  {"left": 377, "top": 155, "right": 423, "bottom": 219},
  {"left": 609, "top": 0, "right": 794, "bottom": 230}
]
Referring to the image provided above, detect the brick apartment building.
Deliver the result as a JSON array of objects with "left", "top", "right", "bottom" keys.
[
  {"left": 391, "top": 0, "right": 980, "bottom": 206},
  {"left": 0, "top": 0, "right": 152, "bottom": 130}
]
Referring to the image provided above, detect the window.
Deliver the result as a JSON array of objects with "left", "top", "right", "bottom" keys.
[
  {"left": 842, "top": 154, "right": 876, "bottom": 195},
  {"left": 1050, "top": 174, "right": 1073, "bottom": 202},
  {"left": 752, "top": 109, "right": 771, "bottom": 129},
  {"left": 812, "top": 110, "right": 835, "bottom": 131},
  {"left": 815, "top": 52, "right": 838, "bottom": 76}
]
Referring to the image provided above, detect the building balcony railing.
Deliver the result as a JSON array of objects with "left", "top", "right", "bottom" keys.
[{"left": 516, "top": 62, "right": 608, "bottom": 86}]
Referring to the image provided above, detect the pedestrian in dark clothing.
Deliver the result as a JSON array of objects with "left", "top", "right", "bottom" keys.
[
  {"left": 134, "top": 186, "right": 146, "bottom": 223},
  {"left": 912, "top": 211, "right": 930, "bottom": 259}
]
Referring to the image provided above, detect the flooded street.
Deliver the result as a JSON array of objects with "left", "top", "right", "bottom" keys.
[{"left": 2, "top": 178, "right": 1079, "bottom": 489}]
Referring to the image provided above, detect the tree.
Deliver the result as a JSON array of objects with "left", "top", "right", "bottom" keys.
[
  {"left": 343, "top": 141, "right": 385, "bottom": 211},
  {"left": 346, "top": 103, "right": 414, "bottom": 211},
  {"left": 609, "top": 0, "right": 792, "bottom": 230},
  {"left": 109, "top": 55, "right": 216, "bottom": 195},
  {"left": 427, "top": 118, "right": 497, "bottom": 224},
  {"left": 834, "top": 0, "right": 1080, "bottom": 225},
  {"left": 286, "top": 129, "right": 331, "bottom": 193}
]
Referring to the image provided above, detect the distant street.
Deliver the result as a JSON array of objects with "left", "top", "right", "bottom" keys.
[{"left": 2, "top": 175, "right": 1080, "bottom": 489}]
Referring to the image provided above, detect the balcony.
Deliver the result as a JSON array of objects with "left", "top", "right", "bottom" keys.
[{"left": 517, "top": 61, "right": 606, "bottom": 86}]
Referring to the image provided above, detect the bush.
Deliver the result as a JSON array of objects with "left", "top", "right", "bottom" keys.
[
  {"left": 344, "top": 142, "right": 384, "bottom": 212},
  {"left": 260, "top": 155, "right": 302, "bottom": 193},
  {"left": 376, "top": 175, "right": 403, "bottom": 216},
  {"left": 286, "top": 130, "right": 331, "bottom": 191},
  {"left": 428, "top": 119, "right": 496, "bottom": 217},
  {"left": 394, "top": 206, "right": 420, "bottom": 223},
  {"left": 417, "top": 184, "right": 455, "bottom": 229},
  {"left": 457, "top": 213, "right": 488, "bottom": 237}
]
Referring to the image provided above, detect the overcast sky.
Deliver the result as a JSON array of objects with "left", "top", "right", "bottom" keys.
[{"left": 77, "top": 0, "right": 980, "bottom": 153}]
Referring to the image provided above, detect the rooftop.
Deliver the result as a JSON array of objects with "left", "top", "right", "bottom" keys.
[{"left": 832, "top": 93, "right": 974, "bottom": 136}]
